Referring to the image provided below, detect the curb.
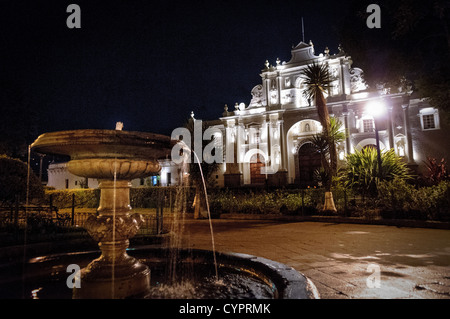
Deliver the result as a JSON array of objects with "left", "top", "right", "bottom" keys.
[{"left": 219, "top": 213, "right": 450, "bottom": 230}]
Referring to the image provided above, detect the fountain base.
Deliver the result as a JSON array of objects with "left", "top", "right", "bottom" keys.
[{"left": 73, "top": 254, "right": 150, "bottom": 299}]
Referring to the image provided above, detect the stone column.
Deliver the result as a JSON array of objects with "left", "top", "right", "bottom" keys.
[
  {"left": 342, "top": 104, "right": 351, "bottom": 155},
  {"left": 340, "top": 59, "right": 347, "bottom": 97},
  {"left": 279, "top": 120, "right": 287, "bottom": 171},
  {"left": 387, "top": 103, "right": 395, "bottom": 150},
  {"left": 402, "top": 97, "right": 414, "bottom": 164},
  {"left": 266, "top": 116, "right": 271, "bottom": 162},
  {"left": 224, "top": 120, "right": 242, "bottom": 186},
  {"left": 276, "top": 72, "right": 282, "bottom": 106},
  {"left": 264, "top": 76, "right": 271, "bottom": 107}
]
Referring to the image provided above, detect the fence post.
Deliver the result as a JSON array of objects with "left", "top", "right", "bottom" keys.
[
  {"left": 49, "top": 193, "right": 54, "bottom": 220},
  {"left": 71, "top": 193, "right": 75, "bottom": 226},
  {"left": 301, "top": 189, "right": 304, "bottom": 216},
  {"left": 156, "top": 188, "right": 161, "bottom": 235},
  {"left": 14, "top": 194, "right": 19, "bottom": 227},
  {"left": 159, "top": 189, "right": 164, "bottom": 234},
  {"left": 170, "top": 187, "right": 173, "bottom": 213}
]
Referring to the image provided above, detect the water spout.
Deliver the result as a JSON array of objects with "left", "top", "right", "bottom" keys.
[{"left": 176, "top": 140, "right": 218, "bottom": 281}]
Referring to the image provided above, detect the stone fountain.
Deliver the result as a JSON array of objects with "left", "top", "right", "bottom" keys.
[
  {"left": 24, "top": 128, "right": 320, "bottom": 300},
  {"left": 31, "top": 129, "right": 175, "bottom": 299}
]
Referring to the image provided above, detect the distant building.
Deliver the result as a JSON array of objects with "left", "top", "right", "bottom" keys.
[{"left": 47, "top": 162, "right": 159, "bottom": 189}]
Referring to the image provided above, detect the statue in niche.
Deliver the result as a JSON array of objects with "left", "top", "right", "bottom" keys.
[{"left": 304, "top": 123, "right": 310, "bottom": 132}]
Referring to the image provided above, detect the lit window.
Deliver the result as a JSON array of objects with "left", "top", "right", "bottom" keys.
[
  {"left": 422, "top": 114, "right": 435, "bottom": 130},
  {"left": 363, "top": 119, "right": 374, "bottom": 132},
  {"left": 419, "top": 108, "right": 440, "bottom": 131}
]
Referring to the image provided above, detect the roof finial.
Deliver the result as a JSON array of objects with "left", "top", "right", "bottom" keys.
[{"left": 115, "top": 122, "right": 123, "bottom": 130}]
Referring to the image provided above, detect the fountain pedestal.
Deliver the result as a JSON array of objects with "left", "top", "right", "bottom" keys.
[
  {"left": 31, "top": 129, "right": 174, "bottom": 299},
  {"left": 73, "top": 180, "right": 150, "bottom": 299}
]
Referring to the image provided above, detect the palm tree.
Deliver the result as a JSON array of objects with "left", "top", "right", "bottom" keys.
[{"left": 301, "top": 62, "right": 338, "bottom": 212}]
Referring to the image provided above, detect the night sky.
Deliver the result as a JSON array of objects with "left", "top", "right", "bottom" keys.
[{"left": 0, "top": 0, "right": 354, "bottom": 137}]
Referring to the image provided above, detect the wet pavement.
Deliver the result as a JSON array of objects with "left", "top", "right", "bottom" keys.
[{"left": 179, "top": 219, "right": 450, "bottom": 299}]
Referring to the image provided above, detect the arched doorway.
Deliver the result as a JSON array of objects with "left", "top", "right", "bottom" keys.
[
  {"left": 363, "top": 144, "right": 376, "bottom": 150},
  {"left": 286, "top": 119, "right": 323, "bottom": 184},
  {"left": 250, "top": 154, "right": 266, "bottom": 185},
  {"left": 296, "top": 143, "right": 321, "bottom": 187}
]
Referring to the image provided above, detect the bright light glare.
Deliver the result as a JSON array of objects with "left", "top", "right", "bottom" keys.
[{"left": 366, "top": 101, "right": 386, "bottom": 117}]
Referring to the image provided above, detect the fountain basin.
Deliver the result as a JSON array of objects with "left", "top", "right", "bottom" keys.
[
  {"left": 31, "top": 129, "right": 174, "bottom": 161},
  {"left": 31, "top": 129, "right": 175, "bottom": 179},
  {"left": 0, "top": 247, "right": 319, "bottom": 299}
]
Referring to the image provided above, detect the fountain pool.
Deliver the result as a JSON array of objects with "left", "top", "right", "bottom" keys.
[{"left": 0, "top": 247, "right": 319, "bottom": 299}]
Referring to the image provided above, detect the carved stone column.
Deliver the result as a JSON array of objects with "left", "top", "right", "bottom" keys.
[
  {"left": 402, "top": 97, "right": 414, "bottom": 164},
  {"left": 342, "top": 104, "right": 351, "bottom": 155},
  {"left": 73, "top": 179, "right": 150, "bottom": 299},
  {"left": 387, "top": 103, "right": 395, "bottom": 150}
]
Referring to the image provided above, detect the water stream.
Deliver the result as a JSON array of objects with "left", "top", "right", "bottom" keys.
[
  {"left": 157, "top": 141, "right": 219, "bottom": 295},
  {"left": 112, "top": 158, "right": 117, "bottom": 299},
  {"left": 191, "top": 150, "right": 218, "bottom": 281},
  {"left": 22, "top": 144, "right": 31, "bottom": 298}
]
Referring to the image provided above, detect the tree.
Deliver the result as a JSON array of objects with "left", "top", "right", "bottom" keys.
[
  {"left": 301, "top": 62, "right": 339, "bottom": 212},
  {"left": 0, "top": 155, "right": 44, "bottom": 206},
  {"left": 0, "top": 80, "right": 39, "bottom": 160},
  {"left": 337, "top": 0, "right": 450, "bottom": 120},
  {"left": 309, "top": 117, "right": 346, "bottom": 187}
]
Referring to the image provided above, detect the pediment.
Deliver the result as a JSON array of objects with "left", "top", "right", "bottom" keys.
[{"left": 287, "top": 41, "right": 317, "bottom": 65}]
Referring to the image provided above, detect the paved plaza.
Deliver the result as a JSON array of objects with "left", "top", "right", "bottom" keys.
[{"left": 179, "top": 219, "right": 450, "bottom": 299}]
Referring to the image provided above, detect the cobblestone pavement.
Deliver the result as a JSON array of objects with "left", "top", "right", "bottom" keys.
[{"left": 178, "top": 219, "right": 450, "bottom": 299}]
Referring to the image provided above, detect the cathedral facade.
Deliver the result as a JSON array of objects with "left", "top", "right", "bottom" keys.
[{"left": 202, "top": 41, "right": 449, "bottom": 188}]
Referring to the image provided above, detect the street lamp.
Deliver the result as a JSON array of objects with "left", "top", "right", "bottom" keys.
[{"left": 366, "top": 100, "right": 386, "bottom": 177}]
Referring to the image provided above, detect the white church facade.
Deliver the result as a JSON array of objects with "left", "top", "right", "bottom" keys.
[{"left": 201, "top": 41, "right": 449, "bottom": 188}]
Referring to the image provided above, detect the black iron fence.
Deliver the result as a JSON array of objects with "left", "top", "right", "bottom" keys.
[{"left": 0, "top": 186, "right": 192, "bottom": 236}]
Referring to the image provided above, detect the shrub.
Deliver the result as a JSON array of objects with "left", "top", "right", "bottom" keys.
[
  {"left": 411, "top": 181, "right": 450, "bottom": 221},
  {"left": 341, "top": 148, "right": 412, "bottom": 197},
  {"left": 377, "top": 178, "right": 450, "bottom": 221},
  {"left": 377, "top": 177, "right": 416, "bottom": 218},
  {"left": 207, "top": 188, "right": 324, "bottom": 215},
  {"left": 423, "top": 157, "right": 449, "bottom": 185},
  {"left": 45, "top": 188, "right": 100, "bottom": 209}
]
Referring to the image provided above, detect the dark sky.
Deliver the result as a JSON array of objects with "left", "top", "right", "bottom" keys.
[{"left": 0, "top": 0, "right": 354, "bottom": 137}]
